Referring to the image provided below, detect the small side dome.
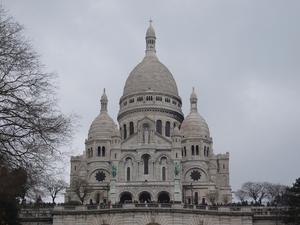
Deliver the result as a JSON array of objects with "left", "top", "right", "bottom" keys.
[
  {"left": 181, "top": 112, "right": 210, "bottom": 139},
  {"left": 88, "top": 89, "right": 116, "bottom": 140},
  {"left": 88, "top": 113, "right": 116, "bottom": 140},
  {"left": 181, "top": 88, "right": 210, "bottom": 139}
]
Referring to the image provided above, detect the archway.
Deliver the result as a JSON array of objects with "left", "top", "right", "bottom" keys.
[
  {"left": 157, "top": 191, "right": 170, "bottom": 203},
  {"left": 120, "top": 192, "right": 132, "bottom": 204},
  {"left": 139, "top": 191, "right": 151, "bottom": 203}
]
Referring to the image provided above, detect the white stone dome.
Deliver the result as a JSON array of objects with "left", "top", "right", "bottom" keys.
[
  {"left": 180, "top": 111, "right": 210, "bottom": 139},
  {"left": 88, "top": 90, "right": 116, "bottom": 140},
  {"left": 88, "top": 112, "right": 116, "bottom": 140},
  {"left": 181, "top": 88, "right": 210, "bottom": 139},
  {"left": 122, "top": 22, "right": 179, "bottom": 98},
  {"left": 123, "top": 55, "right": 179, "bottom": 97}
]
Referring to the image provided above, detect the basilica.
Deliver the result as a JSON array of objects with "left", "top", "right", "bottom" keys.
[{"left": 65, "top": 22, "right": 232, "bottom": 206}]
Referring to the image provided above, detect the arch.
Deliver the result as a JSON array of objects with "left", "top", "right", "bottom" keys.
[
  {"left": 191, "top": 145, "right": 195, "bottom": 155},
  {"left": 121, "top": 153, "right": 136, "bottom": 162},
  {"left": 120, "top": 191, "right": 133, "bottom": 204},
  {"left": 154, "top": 154, "right": 170, "bottom": 164},
  {"left": 162, "top": 167, "right": 166, "bottom": 181},
  {"left": 97, "top": 146, "right": 101, "bottom": 157},
  {"left": 157, "top": 191, "right": 170, "bottom": 203},
  {"left": 165, "top": 121, "right": 170, "bottom": 137},
  {"left": 196, "top": 145, "right": 199, "bottom": 155},
  {"left": 102, "top": 146, "right": 105, "bottom": 157},
  {"left": 139, "top": 191, "right": 151, "bottom": 203},
  {"left": 129, "top": 121, "right": 134, "bottom": 135},
  {"left": 159, "top": 156, "right": 168, "bottom": 164},
  {"left": 156, "top": 120, "right": 162, "bottom": 135},
  {"left": 142, "top": 154, "right": 150, "bottom": 175}
]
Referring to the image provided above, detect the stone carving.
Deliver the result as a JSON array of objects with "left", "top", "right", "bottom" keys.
[
  {"left": 174, "top": 162, "right": 181, "bottom": 176},
  {"left": 112, "top": 165, "right": 117, "bottom": 178}
]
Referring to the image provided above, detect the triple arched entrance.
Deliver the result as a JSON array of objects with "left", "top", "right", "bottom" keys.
[{"left": 119, "top": 191, "right": 170, "bottom": 203}]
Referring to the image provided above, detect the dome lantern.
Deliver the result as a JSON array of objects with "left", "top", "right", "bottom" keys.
[
  {"left": 101, "top": 88, "right": 108, "bottom": 112},
  {"left": 190, "top": 87, "right": 198, "bottom": 113},
  {"left": 145, "top": 19, "right": 156, "bottom": 56}
]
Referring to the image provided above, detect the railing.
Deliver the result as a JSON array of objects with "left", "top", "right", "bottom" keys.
[
  {"left": 19, "top": 204, "right": 287, "bottom": 220},
  {"left": 53, "top": 203, "right": 256, "bottom": 213},
  {"left": 20, "top": 202, "right": 286, "bottom": 217}
]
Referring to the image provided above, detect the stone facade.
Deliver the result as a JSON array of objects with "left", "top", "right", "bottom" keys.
[{"left": 65, "top": 22, "right": 231, "bottom": 206}]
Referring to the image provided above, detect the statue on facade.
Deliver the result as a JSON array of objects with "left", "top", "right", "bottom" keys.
[
  {"left": 143, "top": 124, "right": 150, "bottom": 144},
  {"left": 174, "top": 162, "right": 181, "bottom": 176},
  {"left": 112, "top": 165, "right": 117, "bottom": 178}
]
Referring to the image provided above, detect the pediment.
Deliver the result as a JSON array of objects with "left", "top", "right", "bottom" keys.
[{"left": 121, "top": 131, "right": 172, "bottom": 148}]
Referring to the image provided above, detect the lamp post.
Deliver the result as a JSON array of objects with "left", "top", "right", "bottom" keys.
[{"left": 190, "top": 182, "right": 193, "bottom": 205}]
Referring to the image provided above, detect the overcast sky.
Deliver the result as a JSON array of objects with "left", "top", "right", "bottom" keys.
[{"left": 3, "top": 0, "right": 300, "bottom": 192}]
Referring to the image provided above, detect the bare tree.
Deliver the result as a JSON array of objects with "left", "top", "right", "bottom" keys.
[
  {"left": 0, "top": 8, "right": 73, "bottom": 175},
  {"left": 241, "top": 182, "right": 268, "bottom": 204},
  {"left": 235, "top": 189, "right": 247, "bottom": 202},
  {"left": 43, "top": 178, "right": 68, "bottom": 204},
  {"left": 206, "top": 191, "right": 219, "bottom": 205},
  {"left": 73, "top": 178, "right": 88, "bottom": 204},
  {"left": 264, "top": 183, "right": 287, "bottom": 204}
]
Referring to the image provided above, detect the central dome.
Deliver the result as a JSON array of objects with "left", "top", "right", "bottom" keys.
[
  {"left": 123, "top": 55, "right": 179, "bottom": 97},
  {"left": 122, "top": 22, "right": 179, "bottom": 98}
]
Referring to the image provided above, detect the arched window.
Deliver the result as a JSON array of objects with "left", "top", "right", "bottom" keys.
[
  {"left": 184, "top": 146, "right": 187, "bottom": 156},
  {"left": 156, "top": 120, "right": 162, "bottom": 134},
  {"left": 123, "top": 124, "right": 127, "bottom": 139},
  {"left": 90, "top": 147, "right": 93, "bottom": 157},
  {"left": 204, "top": 146, "right": 207, "bottom": 156},
  {"left": 102, "top": 146, "right": 105, "bottom": 157},
  {"left": 98, "top": 147, "right": 101, "bottom": 156},
  {"left": 126, "top": 167, "right": 130, "bottom": 181},
  {"left": 191, "top": 145, "right": 195, "bottom": 155},
  {"left": 207, "top": 147, "right": 210, "bottom": 156},
  {"left": 162, "top": 167, "right": 166, "bottom": 181},
  {"left": 196, "top": 145, "right": 199, "bottom": 155},
  {"left": 129, "top": 122, "right": 134, "bottom": 135},
  {"left": 142, "top": 154, "right": 150, "bottom": 175},
  {"left": 165, "top": 121, "right": 170, "bottom": 137}
]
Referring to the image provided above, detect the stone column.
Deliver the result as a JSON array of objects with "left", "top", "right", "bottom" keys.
[{"left": 109, "top": 177, "right": 117, "bottom": 204}]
